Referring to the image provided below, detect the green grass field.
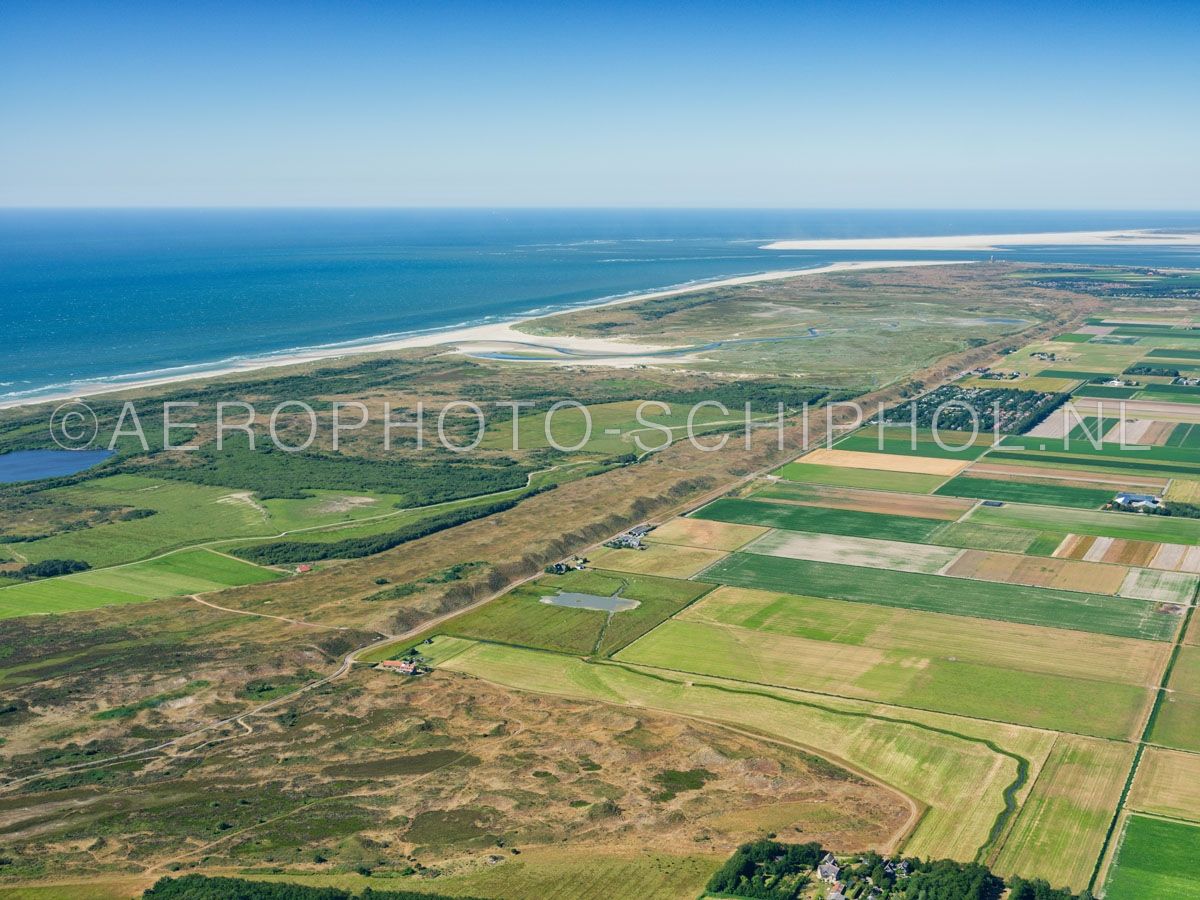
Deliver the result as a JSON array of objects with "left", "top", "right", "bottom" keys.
[
  {"left": 701, "top": 553, "right": 1179, "bottom": 641},
  {"left": 0, "top": 549, "right": 279, "bottom": 619},
  {"left": 773, "top": 461, "right": 946, "bottom": 493},
  {"left": 1151, "top": 646, "right": 1200, "bottom": 752},
  {"left": 1148, "top": 348, "right": 1200, "bottom": 361},
  {"left": 1166, "top": 423, "right": 1200, "bottom": 449},
  {"left": 2, "top": 475, "right": 276, "bottom": 567},
  {"left": 1104, "top": 815, "right": 1200, "bottom": 899},
  {"left": 1072, "top": 385, "right": 1140, "bottom": 399},
  {"left": 438, "top": 568, "right": 712, "bottom": 656},
  {"left": 834, "top": 429, "right": 993, "bottom": 460},
  {"left": 479, "top": 399, "right": 751, "bottom": 455},
  {"left": 925, "top": 521, "right": 1043, "bottom": 553},
  {"left": 693, "top": 498, "right": 944, "bottom": 542},
  {"left": 966, "top": 501, "right": 1200, "bottom": 545},
  {"left": 934, "top": 475, "right": 1113, "bottom": 509},
  {"left": 617, "top": 617, "right": 1149, "bottom": 737}
]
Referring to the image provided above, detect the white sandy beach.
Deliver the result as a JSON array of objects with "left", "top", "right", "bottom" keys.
[
  {"left": 0, "top": 259, "right": 959, "bottom": 410},
  {"left": 761, "top": 229, "right": 1200, "bottom": 252}
]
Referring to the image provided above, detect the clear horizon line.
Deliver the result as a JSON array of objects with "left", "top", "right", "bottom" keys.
[{"left": 3, "top": 204, "right": 1200, "bottom": 213}]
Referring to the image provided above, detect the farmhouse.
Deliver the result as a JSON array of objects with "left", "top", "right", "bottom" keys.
[
  {"left": 607, "top": 523, "right": 654, "bottom": 549},
  {"left": 1114, "top": 492, "right": 1163, "bottom": 510},
  {"left": 379, "top": 659, "right": 425, "bottom": 676}
]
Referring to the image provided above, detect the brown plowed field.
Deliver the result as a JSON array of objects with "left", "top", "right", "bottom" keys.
[
  {"left": 946, "top": 549, "right": 1128, "bottom": 594},
  {"left": 756, "top": 484, "right": 972, "bottom": 520}
]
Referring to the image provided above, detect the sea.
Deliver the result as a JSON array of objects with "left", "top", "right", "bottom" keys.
[{"left": 3, "top": 208, "right": 1200, "bottom": 405}]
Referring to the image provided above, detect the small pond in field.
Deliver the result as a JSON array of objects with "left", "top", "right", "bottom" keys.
[
  {"left": 0, "top": 449, "right": 113, "bottom": 483},
  {"left": 540, "top": 591, "right": 640, "bottom": 613}
]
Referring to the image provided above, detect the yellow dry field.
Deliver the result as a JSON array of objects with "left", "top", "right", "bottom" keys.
[
  {"left": 991, "top": 735, "right": 1135, "bottom": 891},
  {"left": 442, "top": 640, "right": 1057, "bottom": 861},
  {"left": 801, "top": 448, "right": 969, "bottom": 476},
  {"left": 587, "top": 543, "right": 727, "bottom": 579},
  {"left": 648, "top": 517, "right": 767, "bottom": 551},
  {"left": 760, "top": 484, "right": 972, "bottom": 520},
  {"left": 1015, "top": 376, "right": 1083, "bottom": 392},
  {"left": 1128, "top": 747, "right": 1200, "bottom": 823},
  {"left": 1167, "top": 478, "right": 1200, "bottom": 503},
  {"left": 946, "top": 549, "right": 1128, "bottom": 594},
  {"left": 967, "top": 462, "right": 1167, "bottom": 491},
  {"left": 680, "top": 587, "right": 1170, "bottom": 687}
]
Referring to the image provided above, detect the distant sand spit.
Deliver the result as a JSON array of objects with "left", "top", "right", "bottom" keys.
[
  {"left": 0, "top": 260, "right": 960, "bottom": 410},
  {"left": 761, "top": 229, "right": 1200, "bottom": 252}
]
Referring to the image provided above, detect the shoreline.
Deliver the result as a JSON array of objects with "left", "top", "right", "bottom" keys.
[
  {"left": 761, "top": 228, "right": 1200, "bottom": 252},
  {"left": 0, "top": 259, "right": 960, "bottom": 411}
]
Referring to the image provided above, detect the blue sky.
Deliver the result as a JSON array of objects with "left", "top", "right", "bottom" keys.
[{"left": 2, "top": 0, "right": 1198, "bottom": 208}]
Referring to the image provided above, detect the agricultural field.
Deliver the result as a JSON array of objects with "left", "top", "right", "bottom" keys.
[
  {"left": 1128, "top": 747, "right": 1200, "bottom": 822},
  {"left": 833, "top": 428, "right": 994, "bottom": 460},
  {"left": 700, "top": 552, "right": 1180, "bottom": 641},
  {"left": 1167, "top": 477, "right": 1200, "bottom": 502},
  {"left": 1118, "top": 567, "right": 1198, "bottom": 605},
  {"left": 966, "top": 501, "right": 1200, "bottom": 544},
  {"left": 676, "top": 586, "right": 1169, "bottom": 685},
  {"left": 587, "top": 543, "right": 726, "bottom": 579},
  {"left": 990, "top": 736, "right": 1134, "bottom": 890},
  {"left": 773, "top": 461, "right": 947, "bottom": 493},
  {"left": 943, "top": 549, "right": 1129, "bottom": 594},
  {"left": 1151, "top": 645, "right": 1200, "bottom": 752},
  {"left": 924, "top": 520, "right": 1043, "bottom": 553},
  {"left": 693, "top": 497, "right": 944, "bottom": 543},
  {"left": 751, "top": 481, "right": 972, "bottom": 519},
  {"left": 748, "top": 530, "right": 961, "bottom": 574},
  {"left": 933, "top": 474, "right": 1114, "bottom": 509},
  {"left": 644, "top": 516, "right": 767, "bottom": 551},
  {"left": 1053, "top": 533, "right": 1200, "bottom": 574},
  {"left": 1103, "top": 814, "right": 1200, "bottom": 899},
  {"left": 0, "top": 549, "right": 280, "bottom": 619},
  {"left": 616, "top": 614, "right": 1152, "bottom": 738},
  {"left": 797, "top": 448, "right": 970, "bottom": 477}
]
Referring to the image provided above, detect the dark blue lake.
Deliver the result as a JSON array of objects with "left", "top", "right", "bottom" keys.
[{"left": 0, "top": 449, "right": 114, "bottom": 483}]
